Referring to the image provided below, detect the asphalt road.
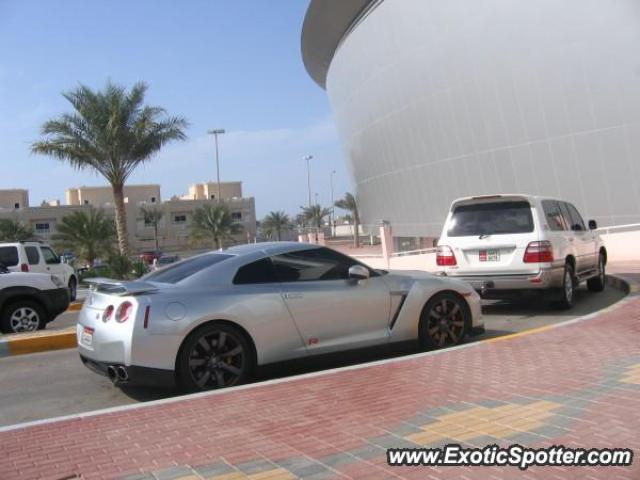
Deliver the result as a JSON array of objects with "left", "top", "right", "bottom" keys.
[{"left": 0, "top": 285, "right": 625, "bottom": 428}]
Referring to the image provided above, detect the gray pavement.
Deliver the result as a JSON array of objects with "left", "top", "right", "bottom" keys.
[{"left": 0, "top": 285, "right": 625, "bottom": 428}]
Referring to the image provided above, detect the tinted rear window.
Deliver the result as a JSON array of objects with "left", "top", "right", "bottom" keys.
[
  {"left": 448, "top": 201, "right": 534, "bottom": 237},
  {"left": 0, "top": 247, "right": 19, "bottom": 267},
  {"left": 144, "top": 253, "right": 232, "bottom": 284}
]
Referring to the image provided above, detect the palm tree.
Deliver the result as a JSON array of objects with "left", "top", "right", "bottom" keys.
[
  {"left": 301, "top": 204, "right": 332, "bottom": 230},
  {"left": 31, "top": 81, "right": 188, "bottom": 256},
  {"left": 190, "top": 203, "right": 242, "bottom": 249},
  {"left": 334, "top": 192, "right": 361, "bottom": 247},
  {"left": 0, "top": 219, "right": 33, "bottom": 241},
  {"left": 52, "top": 209, "right": 115, "bottom": 268},
  {"left": 261, "top": 211, "right": 291, "bottom": 241},
  {"left": 140, "top": 205, "right": 164, "bottom": 250}
]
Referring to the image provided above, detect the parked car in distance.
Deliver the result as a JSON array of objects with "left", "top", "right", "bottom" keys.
[
  {"left": 0, "top": 263, "right": 70, "bottom": 333},
  {"left": 157, "top": 255, "right": 180, "bottom": 267},
  {"left": 0, "top": 241, "right": 78, "bottom": 301},
  {"left": 77, "top": 242, "right": 484, "bottom": 391},
  {"left": 436, "top": 194, "right": 607, "bottom": 309},
  {"left": 139, "top": 250, "right": 163, "bottom": 264}
]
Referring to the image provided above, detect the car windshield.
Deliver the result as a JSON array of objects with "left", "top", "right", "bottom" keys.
[
  {"left": 144, "top": 253, "right": 232, "bottom": 284},
  {"left": 447, "top": 201, "right": 534, "bottom": 237}
]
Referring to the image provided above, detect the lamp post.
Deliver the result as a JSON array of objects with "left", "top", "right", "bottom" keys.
[
  {"left": 303, "top": 155, "right": 313, "bottom": 208},
  {"left": 208, "top": 129, "right": 225, "bottom": 202},
  {"left": 330, "top": 170, "right": 336, "bottom": 237}
]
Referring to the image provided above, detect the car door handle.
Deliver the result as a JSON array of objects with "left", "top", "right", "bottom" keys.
[{"left": 284, "top": 292, "right": 304, "bottom": 299}]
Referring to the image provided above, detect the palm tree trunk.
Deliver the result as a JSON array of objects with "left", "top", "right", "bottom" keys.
[
  {"left": 277, "top": 228, "right": 281, "bottom": 241},
  {"left": 354, "top": 212, "right": 361, "bottom": 248},
  {"left": 112, "top": 184, "right": 130, "bottom": 256},
  {"left": 154, "top": 223, "right": 159, "bottom": 251}
]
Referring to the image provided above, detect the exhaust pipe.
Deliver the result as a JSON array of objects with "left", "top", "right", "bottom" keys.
[
  {"left": 107, "top": 366, "right": 118, "bottom": 383},
  {"left": 116, "top": 366, "right": 129, "bottom": 382}
]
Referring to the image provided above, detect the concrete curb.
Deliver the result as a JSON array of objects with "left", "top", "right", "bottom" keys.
[
  {"left": 0, "top": 328, "right": 76, "bottom": 358},
  {"left": 0, "top": 275, "right": 632, "bottom": 359}
]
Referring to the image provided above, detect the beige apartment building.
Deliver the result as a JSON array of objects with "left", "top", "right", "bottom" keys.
[
  {"left": 0, "top": 189, "right": 29, "bottom": 210},
  {"left": 0, "top": 182, "right": 256, "bottom": 254}
]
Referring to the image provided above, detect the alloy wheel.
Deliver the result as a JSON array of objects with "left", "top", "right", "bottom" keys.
[
  {"left": 187, "top": 329, "right": 246, "bottom": 389},
  {"left": 9, "top": 307, "right": 40, "bottom": 333},
  {"left": 564, "top": 270, "right": 574, "bottom": 304},
  {"left": 426, "top": 297, "right": 465, "bottom": 347}
]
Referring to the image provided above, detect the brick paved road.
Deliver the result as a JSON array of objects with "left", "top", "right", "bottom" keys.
[{"left": 1, "top": 266, "right": 639, "bottom": 480}]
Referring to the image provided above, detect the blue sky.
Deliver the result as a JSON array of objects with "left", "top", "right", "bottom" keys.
[{"left": 0, "top": 0, "right": 351, "bottom": 217}]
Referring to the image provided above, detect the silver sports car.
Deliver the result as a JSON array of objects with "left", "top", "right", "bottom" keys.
[{"left": 78, "top": 242, "right": 484, "bottom": 391}]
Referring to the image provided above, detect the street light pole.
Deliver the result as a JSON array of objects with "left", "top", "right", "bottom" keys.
[
  {"left": 330, "top": 170, "right": 336, "bottom": 237},
  {"left": 208, "top": 129, "right": 226, "bottom": 202},
  {"left": 303, "top": 155, "right": 313, "bottom": 208}
]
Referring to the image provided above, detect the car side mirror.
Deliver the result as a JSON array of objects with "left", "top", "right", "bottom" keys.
[
  {"left": 588, "top": 220, "right": 597, "bottom": 230},
  {"left": 571, "top": 224, "right": 583, "bottom": 232},
  {"left": 348, "top": 265, "right": 370, "bottom": 282},
  {"left": 0, "top": 262, "right": 8, "bottom": 273}
]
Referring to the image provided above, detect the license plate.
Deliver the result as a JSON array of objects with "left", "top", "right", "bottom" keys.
[
  {"left": 81, "top": 326, "right": 94, "bottom": 347},
  {"left": 479, "top": 249, "right": 500, "bottom": 262}
]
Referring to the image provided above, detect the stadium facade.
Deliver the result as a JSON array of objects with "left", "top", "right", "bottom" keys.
[{"left": 302, "top": 0, "right": 640, "bottom": 245}]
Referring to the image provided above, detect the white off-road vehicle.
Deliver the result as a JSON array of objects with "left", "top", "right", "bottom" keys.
[
  {"left": 0, "top": 264, "right": 70, "bottom": 333},
  {"left": 0, "top": 241, "right": 78, "bottom": 301}
]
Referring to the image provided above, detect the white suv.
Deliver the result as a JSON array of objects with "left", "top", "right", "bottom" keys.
[
  {"left": 0, "top": 242, "right": 78, "bottom": 301},
  {"left": 436, "top": 194, "right": 607, "bottom": 309}
]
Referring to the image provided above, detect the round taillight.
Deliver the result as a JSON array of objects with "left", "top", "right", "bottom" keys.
[
  {"left": 102, "top": 305, "right": 114, "bottom": 323},
  {"left": 115, "top": 302, "right": 133, "bottom": 323}
]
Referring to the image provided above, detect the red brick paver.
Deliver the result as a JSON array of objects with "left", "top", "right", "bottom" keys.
[{"left": 2, "top": 265, "right": 639, "bottom": 480}]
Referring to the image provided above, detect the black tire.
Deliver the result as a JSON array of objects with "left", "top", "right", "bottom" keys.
[
  {"left": 419, "top": 292, "right": 470, "bottom": 349},
  {"left": 0, "top": 300, "right": 46, "bottom": 334},
  {"left": 556, "top": 262, "right": 576, "bottom": 310},
  {"left": 176, "top": 323, "right": 254, "bottom": 392},
  {"left": 587, "top": 253, "right": 606, "bottom": 292},
  {"left": 68, "top": 276, "right": 77, "bottom": 302}
]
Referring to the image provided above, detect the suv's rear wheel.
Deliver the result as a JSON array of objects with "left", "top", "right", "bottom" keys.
[
  {"left": 1, "top": 300, "right": 46, "bottom": 334},
  {"left": 587, "top": 253, "right": 606, "bottom": 292},
  {"left": 419, "top": 292, "right": 469, "bottom": 348},
  {"left": 556, "top": 263, "right": 575, "bottom": 310}
]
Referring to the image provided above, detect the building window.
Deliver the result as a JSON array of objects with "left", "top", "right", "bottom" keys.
[
  {"left": 84, "top": 200, "right": 89, "bottom": 205},
  {"left": 151, "top": 197, "right": 156, "bottom": 203},
  {"left": 14, "top": 203, "right": 19, "bottom": 209},
  {"left": 231, "top": 212, "right": 242, "bottom": 220},
  {"left": 174, "top": 214, "right": 187, "bottom": 224},
  {"left": 35, "top": 223, "right": 50, "bottom": 233},
  {"left": 210, "top": 194, "right": 215, "bottom": 199}
]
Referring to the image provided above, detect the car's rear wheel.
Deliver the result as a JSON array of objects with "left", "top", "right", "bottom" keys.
[
  {"left": 556, "top": 262, "right": 575, "bottom": 310},
  {"left": 1, "top": 301, "right": 46, "bottom": 334},
  {"left": 419, "top": 293, "right": 469, "bottom": 348},
  {"left": 587, "top": 253, "right": 606, "bottom": 292},
  {"left": 177, "top": 323, "right": 253, "bottom": 392},
  {"left": 68, "top": 277, "right": 77, "bottom": 302}
]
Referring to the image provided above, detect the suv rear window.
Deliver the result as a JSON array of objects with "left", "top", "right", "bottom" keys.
[
  {"left": 0, "top": 246, "right": 19, "bottom": 267},
  {"left": 448, "top": 201, "right": 534, "bottom": 237},
  {"left": 144, "top": 253, "right": 232, "bottom": 284}
]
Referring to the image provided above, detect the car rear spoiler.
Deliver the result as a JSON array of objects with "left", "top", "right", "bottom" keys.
[{"left": 84, "top": 278, "right": 159, "bottom": 296}]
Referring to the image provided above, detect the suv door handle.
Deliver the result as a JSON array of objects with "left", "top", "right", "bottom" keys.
[{"left": 284, "top": 292, "right": 304, "bottom": 299}]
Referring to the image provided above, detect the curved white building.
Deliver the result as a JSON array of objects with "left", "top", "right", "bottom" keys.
[{"left": 302, "top": 0, "right": 640, "bottom": 242}]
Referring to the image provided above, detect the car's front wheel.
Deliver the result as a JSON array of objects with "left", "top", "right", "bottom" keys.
[
  {"left": 177, "top": 323, "right": 253, "bottom": 392},
  {"left": 68, "top": 277, "right": 77, "bottom": 302},
  {"left": 419, "top": 293, "right": 469, "bottom": 348},
  {"left": 1, "top": 300, "right": 46, "bottom": 334}
]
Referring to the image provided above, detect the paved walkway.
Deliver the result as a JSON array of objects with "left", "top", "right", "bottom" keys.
[{"left": 2, "top": 265, "right": 639, "bottom": 480}]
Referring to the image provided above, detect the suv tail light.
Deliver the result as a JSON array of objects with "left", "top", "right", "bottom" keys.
[
  {"left": 20, "top": 263, "right": 29, "bottom": 272},
  {"left": 102, "top": 305, "right": 114, "bottom": 323},
  {"left": 523, "top": 241, "right": 554, "bottom": 263},
  {"left": 115, "top": 301, "right": 133, "bottom": 323},
  {"left": 436, "top": 245, "right": 457, "bottom": 266}
]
